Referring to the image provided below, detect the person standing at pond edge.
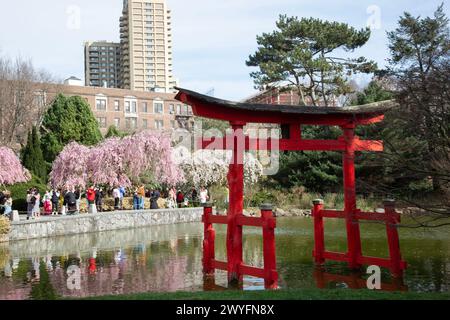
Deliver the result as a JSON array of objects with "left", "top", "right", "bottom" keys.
[
  {"left": 95, "top": 187, "right": 104, "bottom": 212},
  {"left": 199, "top": 187, "right": 209, "bottom": 205},
  {"left": 133, "top": 187, "right": 140, "bottom": 210},
  {"left": 86, "top": 186, "right": 96, "bottom": 213},
  {"left": 64, "top": 188, "right": 77, "bottom": 215},
  {"left": 75, "top": 188, "right": 82, "bottom": 214},
  {"left": 119, "top": 186, "right": 126, "bottom": 210},
  {"left": 26, "top": 189, "right": 33, "bottom": 220},
  {"left": 3, "top": 192, "right": 12, "bottom": 218},
  {"left": 191, "top": 188, "right": 198, "bottom": 206},
  {"left": 137, "top": 185, "right": 146, "bottom": 210},
  {"left": 0, "top": 191, "right": 6, "bottom": 216},
  {"left": 51, "top": 189, "right": 60, "bottom": 215},
  {"left": 113, "top": 186, "right": 121, "bottom": 210},
  {"left": 168, "top": 187, "right": 176, "bottom": 209},
  {"left": 32, "top": 189, "right": 41, "bottom": 219},
  {"left": 43, "top": 191, "right": 52, "bottom": 216},
  {"left": 176, "top": 191, "right": 185, "bottom": 208},
  {"left": 150, "top": 189, "right": 160, "bottom": 210}
]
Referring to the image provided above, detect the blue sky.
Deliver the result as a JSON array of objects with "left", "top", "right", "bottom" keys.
[{"left": 0, "top": 0, "right": 448, "bottom": 101}]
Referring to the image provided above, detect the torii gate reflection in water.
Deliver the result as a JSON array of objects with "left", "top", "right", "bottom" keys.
[{"left": 175, "top": 88, "right": 407, "bottom": 289}]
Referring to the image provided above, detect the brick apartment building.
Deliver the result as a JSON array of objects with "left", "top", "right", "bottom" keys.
[
  {"left": 1, "top": 78, "right": 193, "bottom": 152},
  {"left": 244, "top": 87, "right": 303, "bottom": 105},
  {"left": 53, "top": 83, "right": 193, "bottom": 135},
  {"left": 244, "top": 87, "right": 337, "bottom": 107}
]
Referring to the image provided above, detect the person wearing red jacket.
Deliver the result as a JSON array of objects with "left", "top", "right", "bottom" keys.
[
  {"left": 176, "top": 191, "right": 185, "bottom": 208},
  {"left": 86, "top": 186, "right": 96, "bottom": 205}
]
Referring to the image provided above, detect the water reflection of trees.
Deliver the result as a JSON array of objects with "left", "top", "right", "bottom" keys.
[
  {"left": 29, "top": 262, "right": 57, "bottom": 300},
  {"left": 0, "top": 245, "right": 9, "bottom": 273},
  {"left": 0, "top": 219, "right": 449, "bottom": 299},
  {"left": 52, "top": 236, "right": 204, "bottom": 298},
  {"left": 0, "top": 233, "right": 205, "bottom": 299}
]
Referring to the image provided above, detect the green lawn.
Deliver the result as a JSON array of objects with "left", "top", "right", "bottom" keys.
[{"left": 82, "top": 288, "right": 450, "bottom": 300}]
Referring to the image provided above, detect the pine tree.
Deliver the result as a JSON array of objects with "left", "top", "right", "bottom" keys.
[
  {"left": 386, "top": 3, "right": 449, "bottom": 194},
  {"left": 20, "top": 131, "right": 32, "bottom": 166},
  {"left": 246, "top": 15, "right": 377, "bottom": 106},
  {"left": 352, "top": 81, "right": 393, "bottom": 106},
  {"left": 40, "top": 94, "right": 103, "bottom": 163},
  {"left": 21, "top": 126, "right": 47, "bottom": 182},
  {"left": 272, "top": 126, "right": 343, "bottom": 193}
]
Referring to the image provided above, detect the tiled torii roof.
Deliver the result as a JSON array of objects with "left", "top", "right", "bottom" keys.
[{"left": 175, "top": 87, "right": 396, "bottom": 117}]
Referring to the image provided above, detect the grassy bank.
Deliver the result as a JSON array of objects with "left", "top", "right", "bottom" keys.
[{"left": 83, "top": 288, "right": 450, "bottom": 301}]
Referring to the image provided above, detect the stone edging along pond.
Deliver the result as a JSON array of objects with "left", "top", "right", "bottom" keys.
[
  {"left": 7, "top": 207, "right": 204, "bottom": 242},
  {"left": 3, "top": 204, "right": 421, "bottom": 243}
]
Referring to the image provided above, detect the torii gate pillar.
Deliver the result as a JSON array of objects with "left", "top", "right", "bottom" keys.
[
  {"left": 227, "top": 121, "right": 246, "bottom": 284},
  {"left": 342, "top": 125, "right": 363, "bottom": 270}
]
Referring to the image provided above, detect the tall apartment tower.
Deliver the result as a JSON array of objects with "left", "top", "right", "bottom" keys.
[
  {"left": 119, "top": 0, "right": 176, "bottom": 93},
  {"left": 84, "top": 41, "right": 121, "bottom": 88}
]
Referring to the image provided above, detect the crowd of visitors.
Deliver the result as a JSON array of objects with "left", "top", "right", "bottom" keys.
[
  {"left": 1, "top": 185, "right": 210, "bottom": 220},
  {"left": 170, "top": 186, "right": 209, "bottom": 208}
]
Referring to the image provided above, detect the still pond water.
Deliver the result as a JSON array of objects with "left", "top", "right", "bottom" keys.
[{"left": 0, "top": 217, "right": 449, "bottom": 299}]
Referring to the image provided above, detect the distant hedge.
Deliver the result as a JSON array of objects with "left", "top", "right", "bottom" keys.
[{"left": 7, "top": 175, "right": 47, "bottom": 213}]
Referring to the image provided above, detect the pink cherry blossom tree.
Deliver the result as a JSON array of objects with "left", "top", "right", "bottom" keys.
[
  {"left": 49, "top": 142, "right": 90, "bottom": 189},
  {"left": 123, "top": 130, "right": 184, "bottom": 186},
  {"left": 49, "top": 130, "right": 185, "bottom": 189},
  {"left": 88, "top": 137, "right": 131, "bottom": 188},
  {"left": 0, "top": 147, "right": 31, "bottom": 186}
]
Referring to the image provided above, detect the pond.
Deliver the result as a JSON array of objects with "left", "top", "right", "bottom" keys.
[{"left": 0, "top": 217, "right": 448, "bottom": 299}]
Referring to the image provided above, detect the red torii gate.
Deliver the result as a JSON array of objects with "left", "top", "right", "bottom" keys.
[{"left": 175, "top": 88, "right": 407, "bottom": 288}]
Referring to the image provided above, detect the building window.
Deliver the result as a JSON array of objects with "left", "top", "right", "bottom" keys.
[
  {"left": 176, "top": 104, "right": 181, "bottom": 115},
  {"left": 142, "top": 102, "right": 148, "bottom": 113},
  {"left": 114, "top": 118, "right": 120, "bottom": 128},
  {"left": 125, "top": 100, "right": 137, "bottom": 114},
  {"left": 97, "top": 117, "right": 107, "bottom": 128},
  {"left": 186, "top": 105, "right": 193, "bottom": 115},
  {"left": 182, "top": 104, "right": 189, "bottom": 115},
  {"left": 169, "top": 104, "right": 175, "bottom": 114},
  {"left": 114, "top": 100, "right": 120, "bottom": 111},
  {"left": 155, "top": 120, "right": 164, "bottom": 129},
  {"left": 126, "top": 118, "right": 137, "bottom": 130},
  {"left": 143, "top": 119, "right": 148, "bottom": 128},
  {"left": 153, "top": 102, "right": 164, "bottom": 114},
  {"left": 96, "top": 99, "right": 107, "bottom": 111}
]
